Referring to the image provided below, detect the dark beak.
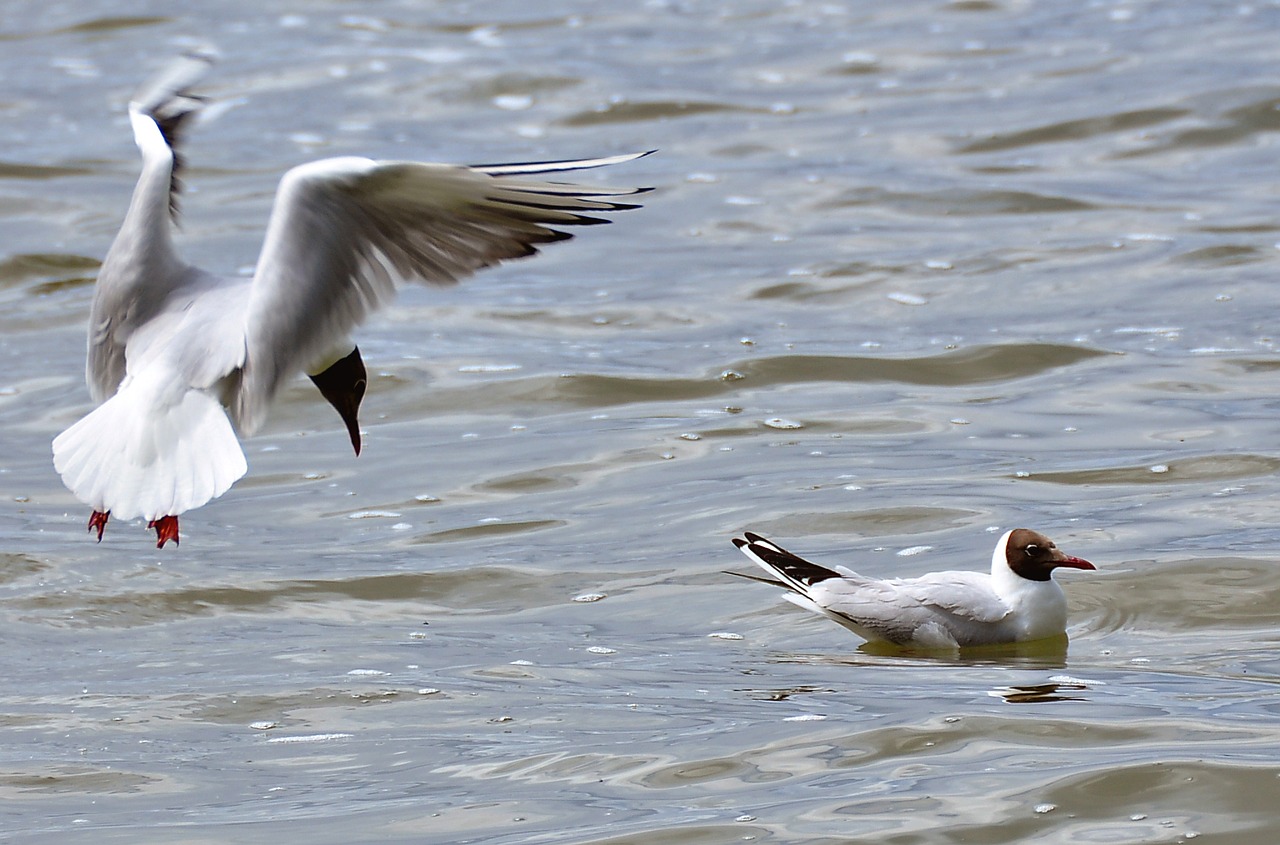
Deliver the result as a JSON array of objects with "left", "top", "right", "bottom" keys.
[
  {"left": 309, "top": 346, "right": 367, "bottom": 455},
  {"left": 1053, "top": 552, "right": 1096, "bottom": 571}
]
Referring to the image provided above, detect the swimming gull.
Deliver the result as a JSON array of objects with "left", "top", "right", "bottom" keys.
[{"left": 730, "top": 529, "right": 1095, "bottom": 648}]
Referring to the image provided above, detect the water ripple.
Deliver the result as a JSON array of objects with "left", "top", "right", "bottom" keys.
[{"left": 954, "top": 107, "right": 1189, "bottom": 154}]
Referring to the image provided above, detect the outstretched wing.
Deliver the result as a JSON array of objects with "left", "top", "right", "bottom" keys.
[
  {"left": 233, "top": 152, "right": 652, "bottom": 434},
  {"left": 128, "top": 49, "right": 215, "bottom": 218},
  {"left": 87, "top": 50, "right": 216, "bottom": 402}
]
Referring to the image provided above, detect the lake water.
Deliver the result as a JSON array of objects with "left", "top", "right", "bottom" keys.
[{"left": 3, "top": 1, "right": 1280, "bottom": 842}]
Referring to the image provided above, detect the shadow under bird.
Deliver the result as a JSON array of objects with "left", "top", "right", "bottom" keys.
[
  {"left": 52, "top": 53, "right": 651, "bottom": 548},
  {"left": 730, "top": 529, "right": 1095, "bottom": 648}
]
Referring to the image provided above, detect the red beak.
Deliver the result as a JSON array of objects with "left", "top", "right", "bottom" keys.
[{"left": 1054, "top": 555, "right": 1095, "bottom": 571}]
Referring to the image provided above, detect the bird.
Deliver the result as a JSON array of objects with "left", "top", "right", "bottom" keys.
[
  {"left": 729, "top": 529, "right": 1096, "bottom": 648},
  {"left": 52, "top": 52, "right": 651, "bottom": 548}
]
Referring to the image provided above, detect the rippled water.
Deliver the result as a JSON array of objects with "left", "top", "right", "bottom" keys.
[{"left": 4, "top": 1, "right": 1280, "bottom": 843}]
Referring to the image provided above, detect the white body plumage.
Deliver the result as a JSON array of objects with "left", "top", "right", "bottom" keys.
[{"left": 731, "top": 528, "right": 1096, "bottom": 648}]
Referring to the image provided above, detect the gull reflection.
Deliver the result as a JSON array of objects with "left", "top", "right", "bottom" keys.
[{"left": 989, "top": 681, "right": 1091, "bottom": 704}]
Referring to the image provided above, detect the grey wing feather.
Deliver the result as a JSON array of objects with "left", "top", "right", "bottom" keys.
[
  {"left": 895, "top": 573, "right": 1012, "bottom": 624},
  {"left": 233, "top": 154, "right": 649, "bottom": 433},
  {"left": 812, "top": 579, "right": 943, "bottom": 643},
  {"left": 812, "top": 572, "right": 1010, "bottom": 644}
]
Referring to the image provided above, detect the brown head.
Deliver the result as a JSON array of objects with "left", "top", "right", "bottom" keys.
[{"left": 1004, "top": 528, "right": 1095, "bottom": 582}]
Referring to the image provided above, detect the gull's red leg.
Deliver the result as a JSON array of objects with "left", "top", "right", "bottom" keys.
[
  {"left": 148, "top": 516, "right": 180, "bottom": 548},
  {"left": 88, "top": 511, "right": 110, "bottom": 542}
]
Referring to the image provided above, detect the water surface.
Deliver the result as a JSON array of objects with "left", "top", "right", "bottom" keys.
[{"left": 3, "top": 1, "right": 1280, "bottom": 843}]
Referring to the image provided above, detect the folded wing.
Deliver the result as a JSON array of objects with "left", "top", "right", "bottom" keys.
[
  {"left": 815, "top": 573, "right": 1011, "bottom": 645},
  {"left": 895, "top": 572, "right": 1012, "bottom": 623}
]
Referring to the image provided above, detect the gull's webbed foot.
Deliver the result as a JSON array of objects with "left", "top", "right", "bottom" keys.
[
  {"left": 148, "top": 515, "right": 180, "bottom": 548},
  {"left": 88, "top": 510, "right": 110, "bottom": 542}
]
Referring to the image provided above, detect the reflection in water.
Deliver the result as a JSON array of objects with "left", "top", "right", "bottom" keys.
[
  {"left": 989, "top": 681, "right": 1090, "bottom": 704},
  {"left": 763, "top": 633, "right": 1071, "bottom": 670},
  {"left": 857, "top": 633, "right": 1073, "bottom": 666},
  {"left": 739, "top": 684, "right": 834, "bottom": 702}
]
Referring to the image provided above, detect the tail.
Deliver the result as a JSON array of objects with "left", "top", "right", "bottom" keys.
[
  {"left": 53, "top": 380, "right": 247, "bottom": 522},
  {"left": 731, "top": 532, "right": 845, "bottom": 595}
]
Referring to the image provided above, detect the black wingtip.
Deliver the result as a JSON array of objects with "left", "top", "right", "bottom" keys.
[
  {"left": 723, "top": 569, "right": 787, "bottom": 587},
  {"left": 736, "top": 533, "right": 844, "bottom": 588},
  {"left": 131, "top": 52, "right": 218, "bottom": 221}
]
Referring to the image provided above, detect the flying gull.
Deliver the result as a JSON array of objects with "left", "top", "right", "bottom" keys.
[{"left": 53, "top": 53, "right": 650, "bottom": 547}]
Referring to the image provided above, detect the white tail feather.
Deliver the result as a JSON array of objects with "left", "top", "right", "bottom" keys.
[
  {"left": 781, "top": 592, "right": 826, "bottom": 616},
  {"left": 53, "top": 379, "right": 247, "bottom": 522}
]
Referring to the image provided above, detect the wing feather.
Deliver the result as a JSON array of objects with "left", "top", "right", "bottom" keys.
[
  {"left": 129, "top": 49, "right": 216, "bottom": 218},
  {"left": 808, "top": 572, "right": 1011, "bottom": 645},
  {"left": 895, "top": 572, "right": 1012, "bottom": 624},
  {"left": 811, "top": 580, "right": 943, "bottom": 644},
  {"left": 233, "top": 154, "right": 649, "bottom": 433}
]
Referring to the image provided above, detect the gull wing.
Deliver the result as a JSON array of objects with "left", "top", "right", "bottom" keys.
[
  {"left": 810, "top": 572, "right": 1011, "bottom": 645},
  {"left": 894, "top": 572, "right": 1013, "bottom": 624},
  {"left": 128, "top": 49, "right": 215, "bottom": 219},
  {"left": 805, "top": 578, "right": 937, "bottom": 643},
  {"left": 87, "top": 51, "right": 215, "bottom": 401},
  {"left": 733, "top": 532, "right": 921, "bottom": 642},
  {"left": 232, "top": 153, "right": 651, "bottom": 433}
]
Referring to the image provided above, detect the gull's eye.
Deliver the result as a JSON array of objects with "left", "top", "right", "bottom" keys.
[{"left": 1024, "top": 544, "right": 1040, "bottom": 557}]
